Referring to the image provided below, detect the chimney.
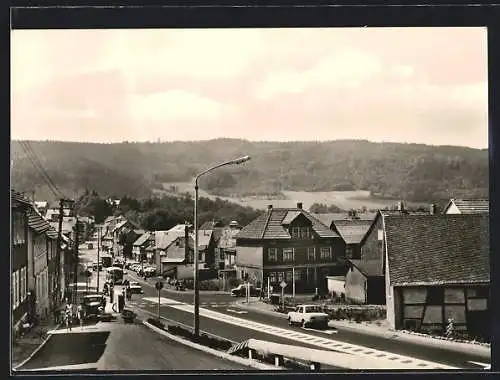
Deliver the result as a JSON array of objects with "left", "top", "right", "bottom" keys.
[
  {"left": 297, "top": 202, "right": 303, "bottom": 209},
  {"left": 268, "top": 205, "right": 273, "bottom": 210},
  {"left": 397, "top": 201, "right": 405, "bottom": 212},
  {"left": 429, "top": 203, "right": 436, "bottom": 215}
]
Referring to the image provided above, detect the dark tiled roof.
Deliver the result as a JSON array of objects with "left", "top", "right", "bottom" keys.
[
  {"left": 349, "top": 259, "right": 383, "bottom": 277},
  {"left": 313, "top": 212, "right": 377, "bottom": 228},
  {"left": 384, "top": 214, "right": 489, "bottom": 286},
  {"left": 28, "top": 209, "right": 51, "bottom": 234},
  {"left": 334, "top": 220, "right": 373, "bottom": 244},
  {"left": 133, "top": 232, "right": 151, "bottom": 246},
  {"left": 448, "top": 199, "right": 489, "bottom": 214},
  {"left": 237, "top": 207, "right": 339, "bottom": 240},
  {"left": 200, "top": 220, "right": 224, "bottom": 230},
  {"left": 11, "top": 190, "right": 32, "bottom": 206}
]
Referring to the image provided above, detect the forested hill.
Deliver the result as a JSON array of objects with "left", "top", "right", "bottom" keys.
[{"left": 11, "top": 139, "right": 488, "bottom": 203}]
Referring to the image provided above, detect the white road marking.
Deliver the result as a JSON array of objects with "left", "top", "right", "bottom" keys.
[
  {"left": 468, "top": 361, "right": 491, "bottom": 369},
  {"left": 302, "top": 327, "right": 338, "bottom": 335},
  {"left": 226, "top": 309, "right": 248, "bottom": 314},
  {"left": 141, "top": 296, "right": 457, "bottom": 370}
]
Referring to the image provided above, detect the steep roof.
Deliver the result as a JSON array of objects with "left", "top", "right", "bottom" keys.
[
  {"left": 133, "top": 232, "right": 151, "bottom": 247},
  {"left": 28, "top": 207, "right": 58, "bottom": 239},
  {"left": 237, "top": 207, "right": 339, "bottom": 240},
  {"left": 349, "top": 259, "right": 384, "bottom": 277},
  {"left": 313, "top": 212, "right": 377, "bottom": 228},
  {"left": 384, "top": 214, "right": 489, "bottom": 286},
  {"left": 11, "top": 190, "right": 32, "bottom": 207},
  {"left": 155, "top": 230, "right": 185, "bottom": 250},
  {"left": 445, "top": 199, "right": 489, "bottom": 214},
  {"left": 200, "top": 220, "right": 223, "bottom": 230},
  {"left": 334, "top": 219, "right": 373, "bottom": 245},
  {"left": 195, "top": 229, "right": 213, "bottom": 250}
]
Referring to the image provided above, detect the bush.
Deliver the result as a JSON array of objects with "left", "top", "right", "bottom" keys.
[
  {"left": 180, "top": 279, "right": 221, "bottom": 291},
  {"left": 325, "top": 306, "right": 386, "bottom": 321},
  {"left": 166, "top": 324, "right": 233, "bottom": 351},
  {"left": 228, "top": 278, "right": 241, "bottom": 288},
  {"left": 147, "top": 318, "right": 165, "bottom": 330}
]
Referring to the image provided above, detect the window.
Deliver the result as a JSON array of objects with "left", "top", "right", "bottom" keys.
[
  {"left": 300, "top": 227, "right": 311, "bottom": 239},
  {"left": 268, "top": 248, "right": 277, "bottom": 261},
  {"left": 377, "top": 229, "right": 383, "bottom": 241},
  {"left": 283, "top": 248, "right": 294, "bottom": 262},
  {"left": 346, "top": 246, "right": 353, "bottom": 258},
  {"left": 277, "top": 272, "right": 284, "bottom": 282},
  {"left": 426, "top": 287, "right": 444, "bottom": 305},
  {"left": 269, "top": 272, "right": 277, "bottom": 282},
  {"left": 291, "top": 227, "right": 300, "bottom": 239},
  {"left": 320, "top": 247, "right": 332, "bottom": 260},
  {"left": 20, "top": 268, "right": 25, "bottom": 302},
  {"left": 14, "top": 270, "right": 19, "bottom": 307},
  {"left": 294, "top": 269, "right": 301, "bottom": 281},
  {"left": 286, "top": 271, "right": 293, "bottom": 282},
  {"left": 219, "top": 250, "right": 225, "bottom": 261},
  {"left": 307, "top": 247, "right": 315, "bottom": 261}
]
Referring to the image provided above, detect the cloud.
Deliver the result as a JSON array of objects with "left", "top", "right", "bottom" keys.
[
  {"left": 254, "top": 50, "right": 383, "bottom": 100},
  {"left": 128, "top": 90, "right": 226, "bottom": 123}
]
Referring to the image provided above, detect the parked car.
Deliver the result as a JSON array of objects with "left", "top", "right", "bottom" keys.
[
  {"left": 82, "top": 294, "right": 106, "bottom": 318},
  {"left": 174, "top": 280, "right": 186, "bottom": 291},
  {"left": 143, "top": 267, "right": 157, "bottom": 278},
  {"left": 129, "top": 282, "right": 144, "bottom": 294},
  {"left": 287, "top": 304, "right": 329, "bottom": 329},
  {"left": 231, "top": 284, "right": 261, "bottom": 297}
]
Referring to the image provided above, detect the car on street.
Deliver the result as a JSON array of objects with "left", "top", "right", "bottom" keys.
[
  {"left": 287, "top": 304, "right": 330, "bottom": 329},
  {"left": 129, "top": 282, "right": 144, "bottom": 294},
  {"left": 82, "top": 294, "right": 106, "bottom": 318},
  {"left": 231, "top": 284, "right": 261, "bottom": 297},
  {"left": 91, "top": 262, "right": 103, "bottom": 271}
]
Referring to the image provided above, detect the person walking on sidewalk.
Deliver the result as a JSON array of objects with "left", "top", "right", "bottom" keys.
[
  {"left": 65, "top": 300, "right": 73, "bottom": 332},
  {"left": 77, "top": 304, "right": 84, "bottom": 330}
]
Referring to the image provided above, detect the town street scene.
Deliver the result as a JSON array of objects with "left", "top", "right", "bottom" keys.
[{"left": 10, "top": 27, "right": 490, "bottom": 373}]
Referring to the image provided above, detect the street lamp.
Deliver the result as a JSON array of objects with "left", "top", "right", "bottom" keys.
[{"left": 193, "top": 155, "right": 251, "bottom": 336}]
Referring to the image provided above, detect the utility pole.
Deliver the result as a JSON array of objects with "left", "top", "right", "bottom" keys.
[
  {"left": 97, "top": 225, "right": 101, "bottom": 293},
  {"left": 73, "top": 217, "right": 79, "bottom": 304},
  {"left": 54, "top": 199, "right": 65, "bottom": 312}
]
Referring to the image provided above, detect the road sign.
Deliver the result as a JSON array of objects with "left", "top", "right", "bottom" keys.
[
  {"left": 280, "top": 281, "right": 287, "bottom": 289},
  {"left": 155, "top": 281, "right": 164, "bottom": 290}
]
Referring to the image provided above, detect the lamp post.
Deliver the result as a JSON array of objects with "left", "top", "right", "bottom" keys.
[{"left": 193, "top": 155, "right": 251, "bottom": 336}]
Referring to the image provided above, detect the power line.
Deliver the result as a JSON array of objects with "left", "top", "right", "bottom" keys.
[{"left": 19, "top": 141, "right": 64, "bottom": 199}]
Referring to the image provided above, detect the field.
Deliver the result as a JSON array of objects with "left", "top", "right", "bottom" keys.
[{"left": 156, "top": 182, "right": 420, "bottom": 211}]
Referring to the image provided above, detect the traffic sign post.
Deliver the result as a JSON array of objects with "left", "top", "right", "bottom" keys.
[
  {"left": 280, "top": 281, "right": 287, "bottom": 310},
  {"left": 85, "top": 270, "right": 91, "bottom": 295},
  {"left": 155, "top": 281, "right": 163, "bottom": 321}
]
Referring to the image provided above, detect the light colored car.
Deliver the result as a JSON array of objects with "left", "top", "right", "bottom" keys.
[
  {"left": 287, "top": 304, "right": 329, "bottom": 329},
  {"left": 129, "top": 282, "right": 143, "bottom": 294}
]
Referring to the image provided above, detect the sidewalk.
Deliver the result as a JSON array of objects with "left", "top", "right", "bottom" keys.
[
  {"left": 12, "top": 317, "right": 60, "bottom": 369},
  {"left": 233, "top": 299, "right": 490, "bottom": 359}
]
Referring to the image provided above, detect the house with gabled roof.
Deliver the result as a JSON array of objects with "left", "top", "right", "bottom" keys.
[
  {"left": 381, "top": 213, "right": 489, "bottom": 340},
  {"left": 314, "top": 211, "right": 376, "bottom": 260},
  {"left": 235, "top": 202, "right": 346, "bottom": 293},
  {"left": 132, "top": 232, "right": 154, "bottom": 263},
  {"left": 443, "top": 198, "right": 489, "bottom": 215}
]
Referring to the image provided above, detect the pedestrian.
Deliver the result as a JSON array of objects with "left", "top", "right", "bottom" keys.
[
  {"left": 65, "top": 301, "right": 73, "bottom": 332},
  {"left": 77, "top": 304, "right": 84, "bottom": 330},
  {"left": 126, "top": 285, "right": 131, "bottom": 301}
]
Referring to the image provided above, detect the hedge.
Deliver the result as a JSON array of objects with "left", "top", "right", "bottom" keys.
[
  {"left": 274, "top": 305, "right": 386, "bottom": 322},
  {"left": 183, "top": 279, "right": 221, "bottom": 291}
]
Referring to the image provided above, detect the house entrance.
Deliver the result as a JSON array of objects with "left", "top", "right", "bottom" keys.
[{"left": 467, "top": 310, "right": 489, "bottom": 341}]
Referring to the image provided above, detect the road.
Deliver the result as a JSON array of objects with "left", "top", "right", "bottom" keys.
[
  {"left": 16, "top": 320, "right": 250, "bottom": 371},
  {"left": 127, "top": 271, "right": 490, "bottom": 370}
]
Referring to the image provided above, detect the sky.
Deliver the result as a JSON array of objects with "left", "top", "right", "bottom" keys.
[{"left": 11, "top": 27, "right": 488, "bottom": 148}]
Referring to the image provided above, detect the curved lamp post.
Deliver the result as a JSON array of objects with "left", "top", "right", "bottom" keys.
[{"left": 193, "top": 155, "right": 251, "bottom": 336}]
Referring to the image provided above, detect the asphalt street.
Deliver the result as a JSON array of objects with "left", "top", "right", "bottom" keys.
[
  {"left": 129, "top": 272, "right": 490, "bottom": 370},
  {"left": 17, "top": 320, "right": 250, "bottom": 371}
]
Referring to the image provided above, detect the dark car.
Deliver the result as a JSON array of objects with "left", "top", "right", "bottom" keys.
[
  {"left": 231, "top": 284, "right": 261, "bottom": 297},
  {"left": 82, "top": 294, "right": 105, "bottom": 317}
]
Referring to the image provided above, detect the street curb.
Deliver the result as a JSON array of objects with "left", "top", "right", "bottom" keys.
[
  {"left": 143, "top": 321, "right": 282, "bottom": 371},
  {"left": 234, "top": 301, "right": 287, "bottom": 319},
  {"left": 12, "top": 323, "right": 61, "bottom": 372}
]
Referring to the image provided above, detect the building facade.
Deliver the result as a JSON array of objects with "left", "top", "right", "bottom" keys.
[
  {"left": 236, "top": 203, "right": 346, "bottom": 294},
  {"left": 383, "top": 214, "right": 490, "bottom": 340},
  {"left": 11, "top": 192, "right": 30, "bottom": 335}
]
